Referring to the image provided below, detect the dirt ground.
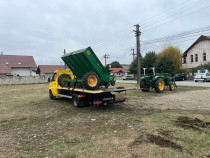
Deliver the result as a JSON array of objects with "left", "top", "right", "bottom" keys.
[
  {"left": 0, "top": 84, "right": 210, "bottom": 158},
  {"left": 128, "top": 88, "right": 210, "bottom": 113}
]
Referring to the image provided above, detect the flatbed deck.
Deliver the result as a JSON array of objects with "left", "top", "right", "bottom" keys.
[{"left": 50, "top": 86, "right": 135, "bottom": 94}]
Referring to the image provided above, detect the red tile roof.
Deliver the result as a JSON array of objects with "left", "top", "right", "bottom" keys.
[
  {"left": 183, "top": 35, "right": 210, "bottom": 56},
  {"left": 110, "top": 68, "right": 129, "bottom": 73},
  {"left": 37, "top": 65, "right": 67, "bottom": 74},
  {"left": 0, "top": 55, "right": 37, "bottom": 74}
]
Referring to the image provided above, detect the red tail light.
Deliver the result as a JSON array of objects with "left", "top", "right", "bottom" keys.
[
  {"left": 93, "top": 101, "right": 102, "bottom": 105},
  {"left": 117, "top": 98, "right": 125, "bottom": 102}
]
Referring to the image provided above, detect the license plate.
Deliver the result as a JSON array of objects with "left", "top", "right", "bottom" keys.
[{"left": 103, "top": 97, "right": 113, "bottom": 101}]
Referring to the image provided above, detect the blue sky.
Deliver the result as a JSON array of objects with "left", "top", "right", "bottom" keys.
[{"left": 0, "top": 0, "right": 210, "bottom": 65}]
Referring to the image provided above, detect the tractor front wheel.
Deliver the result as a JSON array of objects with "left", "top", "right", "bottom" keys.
[
  {"left": 83, "top": 72, "right": 100, "bottom": 90},
  {"left": 154, "top": 78, "right": 165, "bottom": 93},
  {"left": 169, "top": 82, "right": 175, "bottom": 91}
]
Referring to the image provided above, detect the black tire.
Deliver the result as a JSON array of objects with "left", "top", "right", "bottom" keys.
[
  {"left": 195, "top": 80, "right": 198, "bottom": 82},
  {"left": 154, "top": 78, "right": 165, "bottom": 93},
  {"left": 111, "top": 82, "right": 115, "bottom": 86},
  {"left": 203, "top": 79, "right": 207, "bottom": 82},
  {"left": 169, "top": 82, "right": 175, "bottom": 91},
  {"left": 49, "top": 90, "right": 56, "bottom": 100},
  {"left": 72, "top": 94, "right": 88, "bottom": 108},
  {"left": 82, "top": 72, "right": 100, "bottom": 90},
  {"left": 140, "top": 79, "right": 149, "bottom": 92},
  {"left": 58, "top": 74, "right": 71, "bottom": 87}
]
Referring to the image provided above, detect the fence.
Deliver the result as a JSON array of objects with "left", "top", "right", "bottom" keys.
[{"left": 0, "top": 76, "right": 49, "bottom": 85}]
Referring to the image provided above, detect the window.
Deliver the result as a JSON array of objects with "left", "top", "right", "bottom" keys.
[
  {"left": 191, "top": 55, "right": 193, "bottom": 62},
  {"left": 203, "top": 51, "right": 206, "bottom": 61},
  {"left": 52, "top": 73, "right": 57, "bottom": 81},
  {"left": 195, "top": 54, "right": 198, "bottom": 62},
  {"left": 183, "top": 57, "right": 186, "bottom": 63}
]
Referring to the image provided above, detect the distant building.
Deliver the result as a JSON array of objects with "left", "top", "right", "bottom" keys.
[
  {"left": 110, "top": 68, "right": 129, "bottom": 76},
  {"left": 0, "top": 54, "right": 37, "bottom": 76},
  {"left": 36, "top": 65, "right": 66, "bottom": 76},
  {"left": 182, "top": 35, "right": 210, "bottom": 69}
]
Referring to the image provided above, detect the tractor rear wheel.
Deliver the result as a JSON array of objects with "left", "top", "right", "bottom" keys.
[
  {"left": 154, "top": 78, "right": 165, "bottom": 93},
  {"left": 140, "top": 79, "right": 149, "bottom": 92},
  {"left": 58, "top": 74, "right": 71, "bottom": 87},
  {"left": 169, "top": 82, "right": 175, "bottom": 91},
  {"left": 82, "top": 72, "right": 100, "bottom": 90}
]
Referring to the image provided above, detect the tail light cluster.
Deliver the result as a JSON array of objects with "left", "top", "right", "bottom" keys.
[
  {"left": 93, "top": 101, "right": 102, "bottom": 105},
  {"left": 116, "top": 98, "right": 125, "bottom": 102}
]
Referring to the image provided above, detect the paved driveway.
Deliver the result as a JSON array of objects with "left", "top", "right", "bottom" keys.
[{"left": 116, "top": 80, "right": 210, "bottom": 87}]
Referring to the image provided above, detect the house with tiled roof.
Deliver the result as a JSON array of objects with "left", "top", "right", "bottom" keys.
[
  {"left": 182, "top": 35, "right": 210, "bottom": 69},
  {"left": 36, "top": 65, "right": 67, "bottom": 76},
  {"left": 110, "top": 68, "right": 129, "bottom": 76},
  {"left": 0, "top": 54, "right": 37, "bottom": 76}
]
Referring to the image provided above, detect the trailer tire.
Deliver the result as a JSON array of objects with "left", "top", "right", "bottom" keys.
[
  {"left": 49, "top": 90, "right": 56, "bottom": 100},
  {"left": 140, "top": 79, "right": 149, "bottom": 92},
  {"left": 83, "top": 72, "right": 100, "bottom": 90},
  {"left": 58, "top": 74, "right": 71, "bottom": 87},
  {"left": 154, "top": 78, "right": 165, "bottom": 93}
]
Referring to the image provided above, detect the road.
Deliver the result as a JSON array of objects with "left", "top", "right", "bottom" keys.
[{"left": 116, "top": 80, "right": 210, "bottom": 87}]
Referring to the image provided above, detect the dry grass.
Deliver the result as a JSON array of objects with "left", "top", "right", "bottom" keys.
[{"left": 0, "top": 83, "right": 210, "bottom": 158}]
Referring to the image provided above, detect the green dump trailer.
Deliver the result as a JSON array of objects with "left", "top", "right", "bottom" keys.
[{"left": 59, "top": 47, "right": 116, "bottom": 90}]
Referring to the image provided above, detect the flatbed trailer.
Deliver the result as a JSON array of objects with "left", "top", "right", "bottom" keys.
[{"left": 49, "top": 85, "right": 134, "bottom": 107}]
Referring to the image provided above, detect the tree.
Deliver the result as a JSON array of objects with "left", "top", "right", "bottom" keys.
[
  {"left": 142, "top": 51, "right": 157, "bottom": 68},
  {"left": 155, "top": 46, "right": 182, "bottom": 74},
  {"left": 129, "top": 57, "right": 144, "bottom": 74},
  {"left": 111, "top": 61, "right": 123, "bottom": 68}
]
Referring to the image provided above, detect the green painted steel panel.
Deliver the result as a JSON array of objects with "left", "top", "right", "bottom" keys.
[{"left": 61, "top": 47, "right": 111, "bottom": 84}]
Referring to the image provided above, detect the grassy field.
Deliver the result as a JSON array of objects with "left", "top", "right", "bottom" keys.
[{"left": 0, "top": 83, "right": 210, "bottom": 158}]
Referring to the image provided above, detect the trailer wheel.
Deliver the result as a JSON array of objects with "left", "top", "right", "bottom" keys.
[
  {"left": 58, "top": 74, "right": 71, "bottom": 87},
  {"left": 72, "top": 94, "right": 88, "bottom": 108},
  {"left": 140, "top": 79, "right": 149, "bottom": 92},
  {"left": 169, "top": 82, "right": 175, "bottom": 91},
  {"left": 83, "top": 72, "right": 100, "bottom": 90},
  {"left": 154, "top": 78, "right": 165, "bottom": 93},
  {"left": 111, "top": 82, "right": 115, "bottom": 86},
  {"left": 49, "top": 90, "right": 56, "bottom": 100}
]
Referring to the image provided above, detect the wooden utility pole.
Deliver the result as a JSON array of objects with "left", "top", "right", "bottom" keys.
[
  {"left": 64, "top": 49, "right": 66, "bottom": 70},
  {"left": 134, "top": 24, "right": 141, "bottom": 85},
  {"left": 103, "top": 54, "right": 110, "bottom": 66},
  {"left": 130, "top": 48, "right": 136, "bottom": 61}
]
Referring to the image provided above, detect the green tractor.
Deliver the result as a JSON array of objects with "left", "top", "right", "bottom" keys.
[{"left": 140, "top": 68, "right": 176, "bottom": 93}]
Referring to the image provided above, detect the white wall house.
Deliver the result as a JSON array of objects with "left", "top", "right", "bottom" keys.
[
  {"left": 0, "top": 54, "right": 37, "bottom": 76},
  {"left": 182, "top": 35, "right": 210, "bottom": 69}
]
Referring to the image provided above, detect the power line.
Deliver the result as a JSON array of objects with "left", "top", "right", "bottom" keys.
[{"left": 142, "top": 1, "right": 210, "bottom": 32}]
